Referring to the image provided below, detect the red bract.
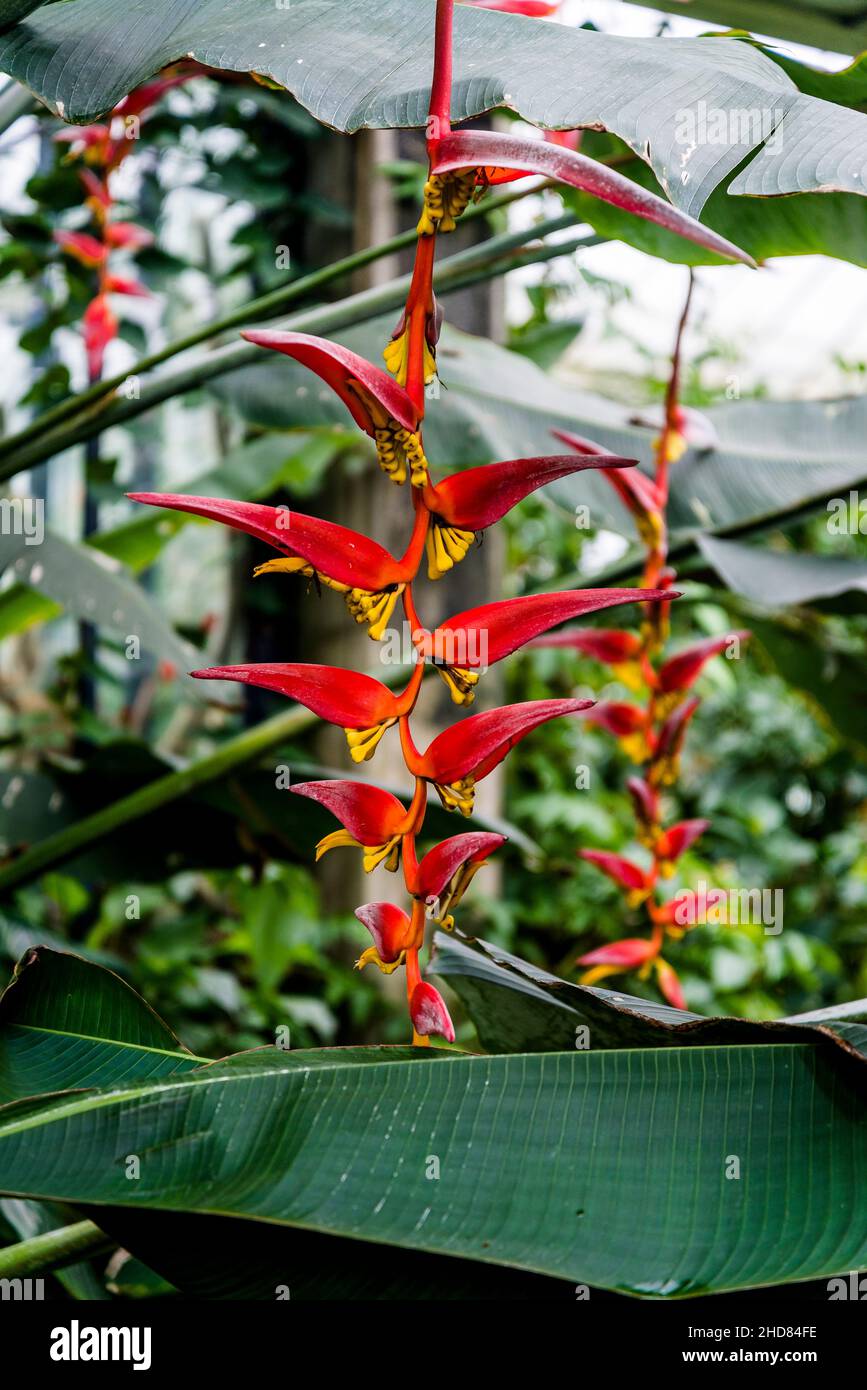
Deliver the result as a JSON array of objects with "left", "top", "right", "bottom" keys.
[
  {"left": 416, "top": 587, "right": 676, "bottom": 703},
  {"left": 529, "top": 627, "right": 642, "bottom": 663},
  {"left": 413, "top": 831, "right": 505, "bottom": 926},
  {"left": 354, "top": 902, "right": 418, "bottom": 973},
  {"left": 650, "top": 696, "right": 700, "bottom": 787},
  {"left": 577, "top": 938, "right": 659, "bottom": 970},
  {"left": 290, "top": 780, "right": 408, "bottom": 872},
  {"left": 655, "top": 958, "right": 687, "bottom": 1009},
  {"left": 82, "top": 296, "right": 117, "bottom": 378},
  {"left": 410, "top": 698, "right": 592, "bottom": 814},
  {"left": 104, "top": 222, "right": 154, "bottom": 250},
  {"left": 191, "top": 661, "right": 421, "bottom": 763},
  {"left": 654, "top": 819, "right": 709, "bottom": 873},
  {"left": 54, "top": 230, "right": 107, "bottom": 267},
  {"left": 579, "top": 849, "right": 654, "bottom": 903},
  {"left": 429, "top": 131, "right": 755, "bottom": 266},
  {"left": 409, "top": 981, "right": 455, "bottom": 1042},
  {"left": 421, "top": 452, "right": 636, "bottom": 578},
  {"left": 241, "top": 330, "right": 426, "bottom": 485},
  {"left": 127, "top": 492, "right": 426, "bottom": 638},
  {"left": 657, "top": 631, "right": 750, "bottom": 694}
]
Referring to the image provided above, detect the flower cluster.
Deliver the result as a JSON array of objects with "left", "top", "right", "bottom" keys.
[
  {"left": 52, "top": 70, "right": 191, "bottom": 379},
  {"left": 132, "top": 1, "right": 749, "bottom": 1039},
  {"left": 534, "top": 281, "right": 750, "bottom": 1008}
]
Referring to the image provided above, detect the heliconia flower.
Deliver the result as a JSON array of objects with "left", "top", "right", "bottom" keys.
[
  {"left": 656, "top": 631, "right": 750, "bottom": 699},
  {"left": 241, "top": 330, "right": 427, "bottom": 486},
  {"left": 409, "top": 980, "right": 455, "bottom": 1043},
  {"left": 409, "top": 698, "right": 592, "bottom": 814},
  {"left": 654, "top": 818, "right": 710, "bottom": 876},
  {"left": 104, "top": 222, "right": 154, "bottom": 250},
  {"left": 552, "top": 428, "right": 665, "bottom": 550},
  {"left": 415, "top": 587, "right": 676, "bottom": 704},
  {"left": 654, "top": 957, "right": 687, "bottom": 1009},
  {"left": 354, "top": 902, "right": 418, "bottom": 974},
  {"left": 650, "top": 895, "right": 701, "bottom": 930},
  {"left": 127, "top": 493, "right": 426, "bottom": 640},
  {"left": 104, "top": 273, "right": 150, "bottom": 297},
  {"left": 412, "top": 831, "right": 505, "bottom": 927},
  {"left": 189, "top": 662, "right": 420, "bottom": 763},
  {"left": 82, "top": 295, "right": 118, "bottom": 378},
  {"left": 53, "top": 229, "right": 107, "bottom": 267},
  {"left": 579, "top": 849, "right": 654, "bottom": 906},
  {"left": 428, "top": 131, "right": 755, "bottom": 266},
  {"left": 650, "top": 695, "right": 700, "bottom": 788},
  {"left": 290, "top": 779, "right": 408, "bottom": 872},
  {"left": 583, "top": 701, "right": 652, "bottom": 763},
  {"left": 54, "top": 124, "right": 111, "bottom": 159},
  {"left": 576, "top": 935, "right": 660, "bottom": 987},
  {"left": 420, "top": 453, "right": 637, "bottom": 579},
  {"left": 627, "top": 775, "right": 660, "bottom": 847}
]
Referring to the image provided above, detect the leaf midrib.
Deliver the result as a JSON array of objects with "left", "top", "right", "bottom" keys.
[
  {"left": 0, "top": 1042, "right": 818, "bottom": 1140},
  {"left": 4, "top": 1022, "right": 205, "bottom": 1064}
]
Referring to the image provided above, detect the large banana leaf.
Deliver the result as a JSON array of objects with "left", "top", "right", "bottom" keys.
[
  {"left": 212, "top": 319, "right": 867, "bottom": 551},
  {"left": 0, "top": 945, "right": 865, "bottom": 1298},
  {"left": 698, "top": 534, "right": 867, "bottom": 607},
  {"left": 3, "top": 0, "right": 867, "bottom": 223}
]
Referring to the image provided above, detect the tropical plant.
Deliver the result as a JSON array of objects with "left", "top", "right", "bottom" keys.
[{"left": 0, "top": 0, "right": 866, "bottom": 1305}]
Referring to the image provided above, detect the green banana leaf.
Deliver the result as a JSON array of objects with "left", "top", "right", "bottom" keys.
[
  {"left": 3, "top": 0, "right": 867, "bottom": 225},
  {"left": 0, "top": 945, "right": 865, "bottom": 1298}
]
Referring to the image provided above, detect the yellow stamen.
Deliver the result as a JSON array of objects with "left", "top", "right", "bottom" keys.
[
  {"left": 579, "top": 964, "right": 623, "bottom": 988},
  {"left": 355, "top": 946, "right": 406, "bottom": 975},
  {"left": 383, "top": 327, "right": 437, "bottom": 389},
  {"left": 651, "top": 690, "right": 684, "bottom": 723},
  {"left": 611, "top": 660, "right": 645, "bottom": 694},
  {"left": 417, "top": 171, "right": 478, "bottom": 235},
  {"left": 434, "top": 776, "right": 476, "bottom": 817},
  {"left": 315, "top": 829, "right": 401, "bottom": 873},
  {"left": 434, "top": 664, "right": 479, "bottom": 706},
  {"left": 345, "top": 719, "right": 395, "bottom": 762},
  {"left": 620, "top": 732, "right": 652, "bottom": 764},
  {"left": 345, "top": 583, "right": 404, "bottom": 640},
  {"left": 425, "top": 520, "right": 476, "bottom": 580},
  {"left": 253, "top": 557, "right": 350, "bottom": 595},
  {"left": 373, "top": 421, "right": 428, "bottom": 487},
  {"left": 636, "top": 510, "right": 665, "bottom": 551}
]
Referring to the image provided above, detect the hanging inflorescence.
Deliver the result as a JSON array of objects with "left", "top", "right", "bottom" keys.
[{"left": 132, "top": 1, "right": 751, "bottom": 1039}]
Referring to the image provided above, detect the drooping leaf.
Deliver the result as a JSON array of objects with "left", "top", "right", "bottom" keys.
[
  {"left": 3, "top": 0, "right": 867, "bottom": 225},
  {"left": 432, "top": 931, "right": 867, "bottom": 1061},
  {"left": 698, "top": 534, "right": 867, "bottom": 608}
]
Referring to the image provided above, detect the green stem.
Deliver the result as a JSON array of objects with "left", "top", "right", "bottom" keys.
[
  {"left": 0, "top": 703, "right": 318, "bottom": 895},
  {"left": 0, "top": 177, "right": 551, "bottom": 465},
  {"left": 4, "top": 215, "right": 597, "bottom": 477},
  {"left": 0, "top": 1221, "right": 113, "bottom": 1279}
]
